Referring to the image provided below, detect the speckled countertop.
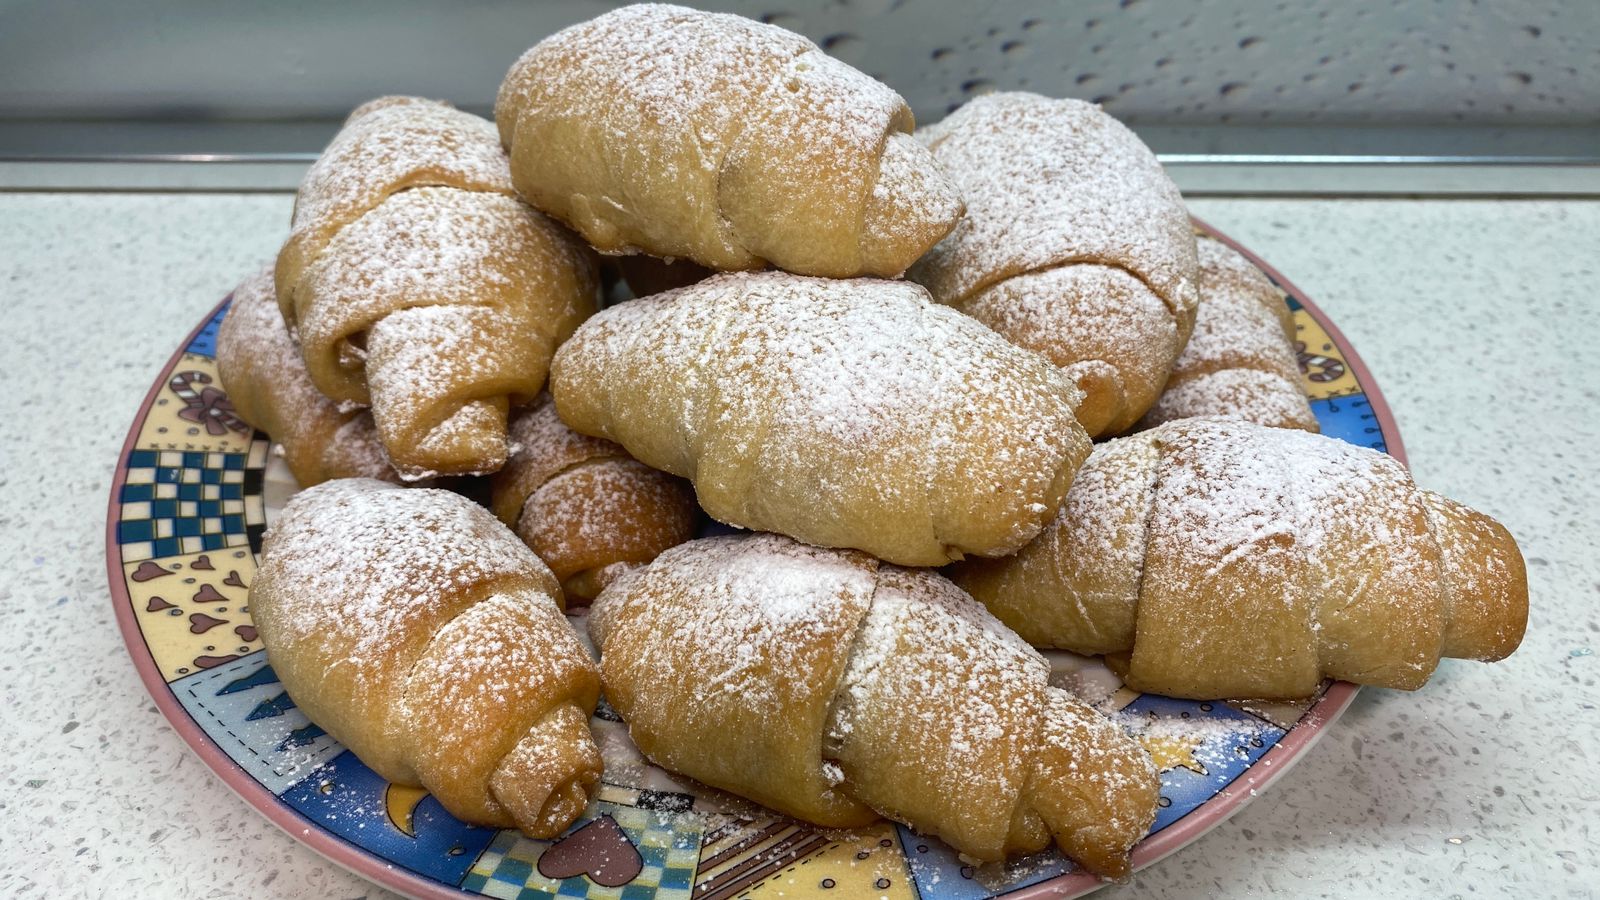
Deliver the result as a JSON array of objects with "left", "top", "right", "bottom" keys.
[{"left": 0, "top": 192, "right": 1595, "bottom": 898}]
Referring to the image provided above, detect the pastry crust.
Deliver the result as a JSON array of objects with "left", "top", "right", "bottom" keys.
[
  {"left": 590, "top": 533, "right": 1159, "bottom": 877},
  {"left": 1139, "top": 235, "right": 1319, "bottom": 431},
  {"left": 215, "top": 266, "right": 399, "bottom": 486},
  {"left": 489, "top": 394, "right": 697, "bottom": 600},
  {"left": 909, "top": 92, "right": 1199, "bottom": 436},
  {"left": 275, "top": 96, "right": 598, "bottom": 480},
  {"left": 495, "top": 4, "right": 963, "bottom": 278},
  {"left": 251, "top": 479, "right": 603, "bottom": 837},
  {"left": 951, "top": 418, "right": 1529, "bottom": 699},
  {"left": 550, "top": 271, "right": 1091, "bottom": 567}
]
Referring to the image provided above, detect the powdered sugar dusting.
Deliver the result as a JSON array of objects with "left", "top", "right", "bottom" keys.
[
  {"left": 497, "top": 4, "right": 946, "bottom": 275},
  {"left": 825, "top": 566, "right": 1046, "bottom": 808},
  {"left": 288, "top": 97, "right": 512, "bottom": 252},
  {"left": 554, "top": 271, "right": 1088, "bottom": 565},
  {"left": 522, "top": 459, "right": 692, "bottom": 578},
  {"left": 297, "top": 186, "right": 582, "bottom": 393},
  {"left": 611, "top": 535, "right": 876, "bottom": 709},
  {"left": 1083, "top": 418, "right": 1449, "bottom": 691},
  {"left": 256, "top": 479, "right": 556, "bottom": 669},
  {"left": 290, "top": 180, "right": 596, "bottom": 477},
  {"left": 1141, "top": 236, "right": 1315, "bottom": 430},
  {"left": 1113, "top": 706, "right": 1272, "bottom": 773},
  {"left": 1144, "top": 370, "right": 1314, "bottom": 432},
  {"left": 594, "top": 534, "right": 1151, "bottom": 866},
  {"left": 910, "top": 92, "right": 1198, "bottom": 321},
  {"left": 215, "top": 266, "right": 399, "bottom": 483}
]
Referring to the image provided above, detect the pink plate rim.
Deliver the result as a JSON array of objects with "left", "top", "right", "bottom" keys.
[{"left": 106, "top": 218, "right": 1404, "bottom": 900}]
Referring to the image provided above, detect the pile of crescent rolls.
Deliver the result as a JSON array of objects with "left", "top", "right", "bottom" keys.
[{"left": 218, "top": 4, "right": 1528, "bottom": 882}]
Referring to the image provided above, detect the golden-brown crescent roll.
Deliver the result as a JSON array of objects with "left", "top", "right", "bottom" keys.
[
  {"left": 215, "top": 266, "right": 399, "bottom": 486},
  {"left": 251, "top": 479, "right": 603, "bottom": 837},
  {"left": 489, "top": 394, "right": 698, "bottom": 601},
  {"left": 1139, "top": 235, "right": 1319, "bottom": 431},
  {"left": 549, "top": 270, "right": 1091, "bottom": 567},
  {"left": 950, "top": 418, "right": 1529, "bottom": 700},
  {"left": 275, "top": 96, "right": 598, "bottom": 480},
  {"left": 909, "top": 93, "right": 1199, "bottom": 437},
  {"left": 589, "top": 533, "right": 1159, "bottom": 877},
  {"left": 495, "top": 4, "right": 964, "bottom": 279}
]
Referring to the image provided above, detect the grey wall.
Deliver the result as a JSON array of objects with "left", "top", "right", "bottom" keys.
[{"left": 2, "top": 0, "right": 1595, "bottom": 127}]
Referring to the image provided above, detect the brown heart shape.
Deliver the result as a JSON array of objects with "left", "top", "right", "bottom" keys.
[
  {"left": 193, "top": 654, "right": 241, "bottom": 669},
  {"left": 190, "top": 613, "right": 228, "bottom": 634},
  {"left": 191, "top": 555, "right": 214, "bottom": 571},
  {"left": 131, "top": 562, "right": 171, "bottom": 582},
  {"left": 193, "top": 584, "right": 227, "bottom": 604},
  {"left": 146, "top": 596, "right": 174, "bottom": 612},
  {"left": 234, "top": 624, "right": 258, "bottom": 643},
  {"left": 536, "top": 815, "right": 642, "bottom": 888},
  {"left": 223, "top": 570, "right": 247, "bottom": 588}
]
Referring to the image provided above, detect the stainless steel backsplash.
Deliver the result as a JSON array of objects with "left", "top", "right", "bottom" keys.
[{"left": 2, "top": 0, "right": 1593, "bottom": 127}]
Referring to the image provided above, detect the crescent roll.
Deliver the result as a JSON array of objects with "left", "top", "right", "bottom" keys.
[
  {"left": 216, "top": 266, "right": 398, "bottom": 486},
  {"left": 251, "top": 479, "right": 603, "bottom": 837},
  {"left": 495, "top": 4, "right": 964, "bottom": 279},
  {"left": 909, "top": 93, "right": 1199, "bottom": 437},
  {"left": 489, "top": 394, "right": 698, "bottom": 601},
  {"left": 950, "top": 418, "right": 1529, "bottom": 700},
  {"left": 1139, "top": 235, "right": 1318, "bottom": 431},
  {"left": 275, "top": 96, "right": 598, "bottom": 480},
  {"left": 589, "top": 533, "right": 1159, "bottom": 877},
  {"left": 549, "top": 271, "right": 1092, "bottom": 567}
]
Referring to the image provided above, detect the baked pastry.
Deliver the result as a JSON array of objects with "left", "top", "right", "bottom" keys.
[
  {"left": 215, "top": 266, "right": 399, "bottom": 486},
  {"left": 589, "top": 533, "right": 1159, "bottom": 877},
  {"left": 950, "top": 418, "right": 1528, "bottom": 700},
  {"left": 275, "top": 96, "right": 599, "bottom": 480},
  {"left": 251, "top": 478, "right": 602, "bottom": 836},
  {"left": 495, "top": 4, "right": 964, "bottom": 279},
  {"left": 1138, "top": 235, "right": 1318, "bottom": 431},
  {"left": 489, "top": 394, "right": 698, "bottom": 601},
  {"left": 550, "top": 270, "right": 1092, "bottom": 567},
  {"left": 908, "top": 92, "right": 1199, "bottom": 437}
]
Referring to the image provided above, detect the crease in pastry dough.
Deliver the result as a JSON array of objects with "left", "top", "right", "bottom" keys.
[
  {"left": 495, "top": 4, "right": 963, "bottom": 278},
  {"left": 215, "top": 266, "right": 400, "bottom": 487},
  {"left": 951, "top": 418, "right": 1529, "bottom": 700},
  {"left": 276, "top": 96, "right": 598, "bottom": 480},
  {"left": 550, "top": 271, "right": 1091, "bottom": 566},
  {"left": 909, "top": 92, "right": 1199, "bottom": 436},
  {"left": 1138, "top": 234, "right": 1319, "bottom": 431},
  {"left": 250, "top": 479, "right": 604, "bottom": 837},
  {"left": 489, "top": 395, "right": 698, "bottom": 601},
  {"left": 590, "top": 533, "right": 1159, "bottom": 877}
]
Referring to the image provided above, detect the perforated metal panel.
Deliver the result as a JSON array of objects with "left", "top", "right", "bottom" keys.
[{"left": 1, "top": 0, "right": 1593, "bottom": 126}]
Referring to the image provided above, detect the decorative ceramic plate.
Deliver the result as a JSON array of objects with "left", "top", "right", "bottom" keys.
[{"left": 108, "top": 220, "right": 1402, "bottom": 900}]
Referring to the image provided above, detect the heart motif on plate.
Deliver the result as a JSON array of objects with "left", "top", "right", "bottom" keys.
[{"left": 536, "top": 814, "right": 643, "bottom": 887}]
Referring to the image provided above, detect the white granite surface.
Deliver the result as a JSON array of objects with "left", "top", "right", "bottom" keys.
[{"left": 0, "top": 192, "right": 1594, "bottom": 898}]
